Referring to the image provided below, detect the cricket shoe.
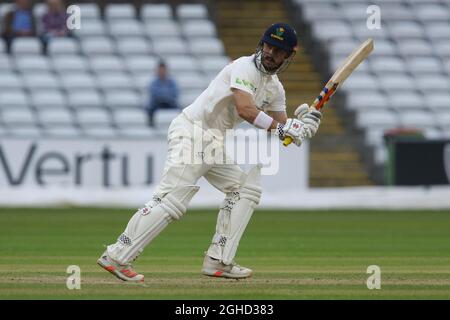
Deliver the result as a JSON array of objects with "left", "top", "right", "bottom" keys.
[
  {"left": 201, "top": 255, "right": 252, "bottom": 279},
  {"left": 97, "top": 251, "right": 144, "bottom": 282}
]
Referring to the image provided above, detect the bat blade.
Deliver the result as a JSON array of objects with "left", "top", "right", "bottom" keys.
[{"left": 283, "top": 38, "right": 374, "bottom": 146}]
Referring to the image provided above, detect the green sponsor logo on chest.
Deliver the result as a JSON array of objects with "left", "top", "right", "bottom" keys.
[{"left": 235, "top": 77, "right": 256, "bottom": 91}]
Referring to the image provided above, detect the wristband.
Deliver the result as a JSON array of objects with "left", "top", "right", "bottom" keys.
[{"left": 253, "top": 111, "right": 273, "bottom": 130}]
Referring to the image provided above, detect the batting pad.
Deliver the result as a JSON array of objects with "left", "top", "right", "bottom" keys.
[
  {"left": 207, "top": 165, "right": 262, "bottom": 265},
  {"left": 107, "top": 185, "right": 199, "bottom": 265}
]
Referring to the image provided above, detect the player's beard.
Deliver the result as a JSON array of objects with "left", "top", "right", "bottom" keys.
[{"left": 254, "top": 43, "right": 295, "bottom": 75}]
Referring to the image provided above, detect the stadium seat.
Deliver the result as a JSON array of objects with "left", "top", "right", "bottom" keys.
[
  {"left": 76, "top": 107, "right": 112, "bottom": 127},
  {"left": 108, "top": 20, "right": 145, "bottom": 37},
  {"left": 340, "top": 73, "right": 379, "bottom": 91},
  {"left": 1, "top": 108, "right": 36, "bottom": 126},
  {"left": 312, "top": 21, "right": 353, "bottom": 41},
  {"left": 118, "top": 126, "right": 156, "bottom": 138},
  {"left": 116, "top": 37, "right": 152, "bottom": 56},
  {"left": 346, "top": 91, "right": 389, "bottom": 111},
  {"left": 132, "top": 73, "right": 151, "bottom": 92},
  {"left": 81, "top": 37, "right": 116, "bottom": 55},
  {"left": 175, "top": 72, "right": 209, "bottom": 91},
  {"left": 52, "top": 55, "right": 90, "bottom": 73},
  {"left": 199, "top": 56, "right": 231, "bottom": 74},
  {"left": 424, "top": 23, "right": 450, "bottom": 40},
  {"left": 397, "top": 40, "right": 434, "bottom": 57},
  {"left": 424, "top": 93, "right": 450, "bottom": 111},
  {"left": 153, "top": 38, "right": 188, "bottom": 56},
  {"left": 154, "top": 109, "right": 181, "bottom": 129},
  {"left": 124, "top": 55, "right": 158, "bottom": 74},
  {"left": 47, "top": 38, "right": 80, "bottom": 55},
  {"left": 0, "top": 73, "right": 23, "bottom": 90},
  {"left": 399, "top": 111, "right": 436, "bottom": 129},
  {"left": 0, "top": 90, "right": 30, "bottom": 108},
  {"left": 44, "top": 126, "right": 82, "bottom": 138},
  {"left": 33, "top": 3, "right": 47, "bottom": 20},
  {"left": 166, "top": 56, "right": 199, "bottom": 72},
  {"left": 432, "top": 41, "right": 450, "bottom": 58},
  {"left": 141, "top": 4, "right": 173, "bottom": 20},
  {"left": 11, "top": 37, "right": 42, "bottom": 55},
  {"left": 406, "top": 57, "right": 443, "bottom": 74},
  {"left": 369, "top": 39, "right": 398, "bottom": 57},
  {"left": 352, "top": 22, "right": 389, "bottom": 41},
  {"left": 73, "top": 20, "right": 107, "bottom": 38},
  {"left": 177, "top": 4, "right": 208, "bottom": 20},
  {"left": 38, "top": 108, "right": 74, "bottom": 127},
  {"left": 68, "top": 90, "right": 104, "bottom": 108},
  {"left": 8, "top": 126, "right": 43, "bottom": 137},
  {"left": 14, "top": 55, "right": 51, "bottom": 72},
  {"left": 388, "top": 21, "right": 425, "bottom": 39},
  {"left": 0, "top": 54, "right": 12, "bottom": 71},
  {"left": 182, "top": 20, "right": 217, "bottom": 38},
  {"left": 145, "top": 21, "right": 182, "bottom": 39},
  {"left": 355, "top": 110, "right": 399, "bottom": 129},
  {"left": 415, "top": 75, "right": 450, "bottom": 92},
  {"left": 423, "top": 128, "right": 443, "bottom": 139},
  {"left": 61, "top": 73, "right": 97, "bottom": 90},
  {"left": 189, "top": 38, "right": 225, "bottom": 56},
  {"left": 378, "top": 3, "right": 414, "bottom": 21},
  {"left": 105, "top": 4, "right": 136, "bottom": 20},
  {"left": 113, "top": 109, "right": 148, "bottom": 127},
  {"left": 104, "top": 90, "right": 142, "bottom": 109},
  {"left": 413, "top": 4, "right": 450, "bottom": 22},
  {"left": 22, "top": 73, "right": 61, "bottom": 90},
  {"left": 302, "top": 4, "right": 342, "bottom": 21},
  {"left": 30, "top": 90, "right": 67, "bottom": 109},
  {"left": 82, "top": 126, "right": 118, "bottom": 138},
  {"left": 379, "top": 74, "right": 415, "bottom": 92},
  {"left": 75, "top": 3, "right": 101, "bottom": 20},
  {"left": 180, "top": 90, "right": 200, "bottom": 108},
  {"left": 387, "top": 91, "right": 426, "bottom": 111},
  {"left": 370, "top": 57, "right": 407, "bottom": 74},
  {"left": 96, "top": 73, "right": 135, "bottom": 91},
  {"left": 435, "top": 112, "right": 450, "bottom": 128},
  {"left": 365, "top": 128, "right": 388, "bottom": 147},
  {"left": 89, "top": 55, "right": 126, "bottom": 73}
]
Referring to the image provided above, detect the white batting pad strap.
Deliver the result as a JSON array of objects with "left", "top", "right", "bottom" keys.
[
  {"left": 161, "top": 185, "right": 199, "bottom": 220},
  {"left": 253, "top": 111, "right": 273, "bottom": 130}
]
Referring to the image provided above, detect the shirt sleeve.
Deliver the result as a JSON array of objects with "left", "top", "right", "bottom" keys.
[
  {"left": 229, "top": 58, "right": 258, "bottom": 96},
  {"left": 265, "top": 83, "right": 287, "bottom": 112}
]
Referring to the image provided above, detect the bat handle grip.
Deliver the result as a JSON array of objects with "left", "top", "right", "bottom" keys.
[{"left": 283, "top": 136, "right": 293, "bottom": 146}]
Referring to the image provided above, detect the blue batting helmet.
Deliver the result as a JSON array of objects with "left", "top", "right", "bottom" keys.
[{"left": 261, "top": 23, "right": 298, "bottom": 54}]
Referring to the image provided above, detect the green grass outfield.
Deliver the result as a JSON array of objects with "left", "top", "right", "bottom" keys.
[{"left": 0, "top": 208, "right": 449, "bottom": 299}]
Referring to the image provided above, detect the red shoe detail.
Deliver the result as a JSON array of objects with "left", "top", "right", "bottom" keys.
[
  {"left": 121, "top": 269, "right": 137, "bottom": 278},
  {"left": 214, "top": 271, "right": 223, "bottom": 277},
  {"left": 105, "top": 265, "right": 116, "bottom": 272}
]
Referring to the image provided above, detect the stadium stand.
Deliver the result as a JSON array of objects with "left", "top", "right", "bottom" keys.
[
  {"left": 291, "top": 0, "right": 450, "bottom": 183},
  {"left": 0, "top": 1, "right": 230, "bottom": 139}
]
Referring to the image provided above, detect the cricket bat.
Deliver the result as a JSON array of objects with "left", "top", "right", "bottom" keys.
[{"left": 283, "top": 38, "right": 374, "bottom": 146}]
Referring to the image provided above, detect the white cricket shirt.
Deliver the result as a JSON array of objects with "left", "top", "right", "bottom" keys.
[{"left": 182, "top": 55, "right": 286, "bottom": 139}]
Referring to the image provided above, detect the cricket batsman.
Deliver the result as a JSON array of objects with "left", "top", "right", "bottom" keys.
[{"left": 97, "top": 23, "right": 322, "bottom": 281}]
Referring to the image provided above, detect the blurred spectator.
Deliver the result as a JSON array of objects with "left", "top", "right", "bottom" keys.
[
  {"left": 41, "top": 0, "right": 69, "bottom": 41},
  {"left": 146, "top": 61, "right": 180, "bottom": 127},
  {"left": 1, "top": 0, "right": 36, "bottom": 52}
]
